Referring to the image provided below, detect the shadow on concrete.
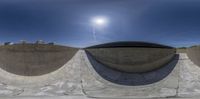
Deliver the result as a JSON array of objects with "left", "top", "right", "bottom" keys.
[{"left": 86, "top": 52, "right": 179, "bottom": 86}]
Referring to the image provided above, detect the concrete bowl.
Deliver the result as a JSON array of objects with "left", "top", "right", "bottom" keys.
[{"left": 86, "top": 42, "right": 176, "bottom": 73}]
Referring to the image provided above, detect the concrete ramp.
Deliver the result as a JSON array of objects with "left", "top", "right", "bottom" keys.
[
  {"left": 0, "top": 44, "right": 78, "bottom": 76},
  {"left": 81, "top": 52, "right": 200, "bottom": 98},
  {"left": 84, "top": 51, "right": 178, "bottom": 85},
  {"left": 81, "top": 50, "right": 179, "bottom": 98},
  {"left": 80, "top": 42, "right": 179, "bottom": 98}
]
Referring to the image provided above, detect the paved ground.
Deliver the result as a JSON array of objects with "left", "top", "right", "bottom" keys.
[
  {"left": 0, "top": 50, "right": 198, "bottom": 98},
  {"left": 1, "top": 96, "right": 200, "bottom": 99}
]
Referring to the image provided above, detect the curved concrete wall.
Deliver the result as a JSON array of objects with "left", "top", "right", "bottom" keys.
[
  {"left": 86, "top": 48, "right": 176, "bottom": 73},
  {"left": 187, "top": 46, "right": 200, "bottom": 66},
  {"left": 0, "top": 44, "right": 78, "bottom": 76}
]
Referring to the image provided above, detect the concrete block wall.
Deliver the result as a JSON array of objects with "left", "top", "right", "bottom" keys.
[
  {"left": 86, "top": 48, "right": 175, "bottom": 73},
  {"left": 0, "top": 44, "right": 78, "bottom": 76}
]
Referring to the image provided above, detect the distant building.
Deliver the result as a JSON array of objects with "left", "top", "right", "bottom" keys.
[
  {"left": 20, "top": 40, "right": 27, "bottom": 44},
  {"left": 48, "top": 42, "right": 54, "bottom": 45},
  {"left": 35, "top": 40, "right": 45, "bottom": 44},
  {"left": 4, "top": 42, "right": 13, "bottom": 45}
]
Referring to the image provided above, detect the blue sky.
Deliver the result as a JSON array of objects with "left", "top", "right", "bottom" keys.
[{"left": 0, "top": 0, "right": 199, "bottom": 48}]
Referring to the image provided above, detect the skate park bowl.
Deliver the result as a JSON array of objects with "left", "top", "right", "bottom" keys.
[
  {"left": 85, "top": 42, "right": 177, "bottom": 85},
  {"left": 0, "top": 44, "right": 78, "bottom": 76},
  {"left": 187, "top": 46, "right": 200, "bottom": 66}
]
